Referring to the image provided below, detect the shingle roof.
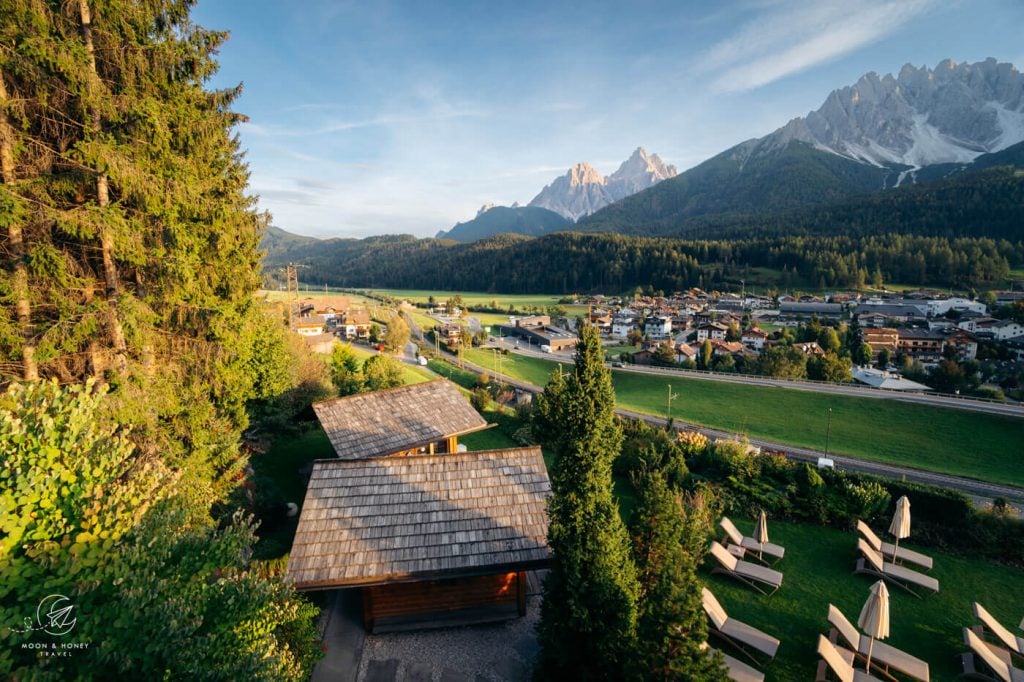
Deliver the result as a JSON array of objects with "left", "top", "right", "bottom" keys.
[
  {"left": 287, "top": 447, "right": 552, "bottom": 590},
  {"left": 313, "top": 380, "right": 488, "bottom": 459}
]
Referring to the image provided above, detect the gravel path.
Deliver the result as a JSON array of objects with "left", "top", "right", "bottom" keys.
[{"left": 355, "top": 596, "right": 541, "bottom": 682}]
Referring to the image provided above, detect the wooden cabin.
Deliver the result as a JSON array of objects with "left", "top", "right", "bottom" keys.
[
  {"left": 286, "top": 447, "right": 551, "bottom": 632},
  {"left": 311, "top": 380, "right": 491, "bottom": 459}
]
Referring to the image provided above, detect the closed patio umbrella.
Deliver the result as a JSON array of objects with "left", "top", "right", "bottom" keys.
[
  {"left": 858, "top": 580, "right": 890, "bottom": 672},
  {"left": 888, "top": 496, "right": 911, "bottom": 562},
  {"left": 755, "top": 510, "right": 769, "bottom": 560}
]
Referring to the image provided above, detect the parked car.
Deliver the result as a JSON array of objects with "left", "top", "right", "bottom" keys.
[
  {"left": 418, "top": 356, "right": 428, "bottom": 366},
  {"left": 540, "top": 345, "right": 552, "bottom": 353}
]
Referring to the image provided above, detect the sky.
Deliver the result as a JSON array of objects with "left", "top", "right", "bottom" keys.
[{"left": 193, "top": 0, "right": 1024, "bottom": 239}]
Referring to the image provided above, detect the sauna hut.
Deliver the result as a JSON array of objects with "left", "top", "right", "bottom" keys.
[
  {"left": 289, "top": 380, "right": 552, "bottom": 631},
  {"left": 312, "top": 379, "right": 491, "bottom": 458},
  {"left": 287, "top": 447, "right": 551, "bottom": 632}
]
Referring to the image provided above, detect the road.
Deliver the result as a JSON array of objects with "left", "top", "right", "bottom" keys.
[{"left": 490, "top": 339, "right": 1024, "bottom": 419}]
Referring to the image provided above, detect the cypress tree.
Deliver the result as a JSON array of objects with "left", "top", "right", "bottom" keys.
[
  {"left": 630, "top": 472, "right": 729, "bottom": 680},
  {"left": 535, "top": 323, "right": 640, "bottom": 679}
]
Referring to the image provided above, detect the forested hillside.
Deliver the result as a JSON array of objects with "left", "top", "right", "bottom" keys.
[
  {"left": 264, "top": 230, "right": 1021, "bottom": 294},
  {"left": 595, "top": 164, "right": 1024, "bottom": 240},
  {"left": 0, "top": 2, "right": 317, "bottom": 678}
]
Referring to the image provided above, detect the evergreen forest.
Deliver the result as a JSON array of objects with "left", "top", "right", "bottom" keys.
[{"left": 0, "top": 2, "right": 319, "bottom": 678}]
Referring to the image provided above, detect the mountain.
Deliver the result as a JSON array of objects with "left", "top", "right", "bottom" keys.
[
  {"left": 435, "top": 204, "right": 569, "bottom": 242},
  {"left": 772, "top": 58, "right": 1024, "bottom": 169},
  {"left": 528, "top": 147, "right": 677, "bottom": 220},
  {"left": 580, "top": 58, "right": 1024, "bottom": 236},
  {"left": 260, "top": 224, "right": 319, "bottom": 254}
]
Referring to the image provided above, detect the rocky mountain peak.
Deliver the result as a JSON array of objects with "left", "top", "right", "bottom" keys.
[
  {"left": 476, "top": 202, "right": 497, "bottom": 217},
  {"left": 529, "top": 148, "right": 677, "bottom": 221},
  {"left": 766, "top": 58, "right": 1024, "bottom": 169}
]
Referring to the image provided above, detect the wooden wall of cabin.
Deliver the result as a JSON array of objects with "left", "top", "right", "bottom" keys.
[{"left": 362, "top": 571, "right": 525, "bottom": 633}]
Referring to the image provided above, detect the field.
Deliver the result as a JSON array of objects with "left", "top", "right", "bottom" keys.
[
  {"left": 707, "top": 519, "right": 1024, "bottom": 681},
  {"left": 460, "top": 348, "right": 1024, "bottom": 487}
]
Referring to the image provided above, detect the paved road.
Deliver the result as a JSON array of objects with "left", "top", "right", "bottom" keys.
[
  {"left": 452, "top": 349, "right": 1024, "bottom": 505},
  {"left": 490, "top": 340, "right": 1024, "bottom": 419}
]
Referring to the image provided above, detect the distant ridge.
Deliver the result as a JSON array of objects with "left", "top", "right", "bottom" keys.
[{"left": 579, "top": 58, "right": 1024, "bottom": 237}]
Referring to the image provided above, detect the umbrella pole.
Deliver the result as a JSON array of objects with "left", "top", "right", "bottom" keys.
[
  {"left": 865, "top": 637, "right": 875, "bottom": 672},
  {"left": 892, "top": 537, "right": 900, "bottom": 564}
]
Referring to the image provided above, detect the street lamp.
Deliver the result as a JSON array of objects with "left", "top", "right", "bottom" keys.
[
  {"left": 824, "top": 407, "right": 833, "bottom": 455},
  {"left": 667, "top": 384, "right": 679, "bottom": 422}
]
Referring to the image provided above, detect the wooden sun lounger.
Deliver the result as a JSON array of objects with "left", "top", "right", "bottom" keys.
[
  {"left": 816, "top": 634, "right": 884, "bottom": 682},
  {"left": 961, "top": 628, "right": 1024, "bottom": 681},
  {"left": 827, "top": 603, "right": 930, "bottom": 681},
  {"left": 973, "top": 602, "right": 1024, "bottom": 662},
  {"left": 700, "top": 641, "right": 765, "bottom": 682},
  {"left": 703, "top": 588, "right": 780, "bottom": 664},
  {"left": 855, "top": 539, "right": 939, "bottom": 598},
  {"left": 709, "top": 541, "right": 783, "bottom": 596},
  {"left": 720, "top": 516, "right": 785, "bottom": 565},
  {"left": 856, "top": 520, "right": 934, "bottom": 570}
]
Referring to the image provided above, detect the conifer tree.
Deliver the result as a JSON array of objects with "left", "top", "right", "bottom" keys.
[
  {"left": 535, "top": 324, "right": 639, "bottom": 679},
  {"left": 630, "top": 472, "right": 728, "bottom": 680}
]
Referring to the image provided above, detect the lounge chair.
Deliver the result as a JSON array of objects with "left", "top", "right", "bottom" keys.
[
  {"left": 702, "top": 587, "right": 780, "bottom": 664},
  {"left": 709, "top": 541, "right": 784, "bottom": 596},
  {"left": 816, "top": 634, "right": 884, "bottom": 682},
  {"left": 720, "top": 516, "right": 785, "bottom": 565},
  {"left": 973, "top": 603, "right": 1024, "bottom": 662},
  {"left": 961, "top": 628, "right": 1024, "bottom": 681},
  {"left": 854, "top": 539, "right": 939, "bottom": 598},
  {"left": 701, "top": 642, "right": 765, "bottom": 682},
  {"left": 827, "top": 603, "right": 930, "bottom": 681},
  {"left": 856, "top": 520, "right": 933, "bottom": 570}
]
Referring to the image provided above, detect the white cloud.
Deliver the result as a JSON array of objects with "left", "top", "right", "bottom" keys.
[{"left": 697, "top": 0, "right": 938, "bottom": 94}]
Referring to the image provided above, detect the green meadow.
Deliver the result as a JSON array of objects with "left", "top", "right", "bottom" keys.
[{"left": 461, "top": 348, "right": 1024, "bottom": 487}]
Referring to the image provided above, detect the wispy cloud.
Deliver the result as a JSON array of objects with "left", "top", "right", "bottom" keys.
[{"left": 697, "top": 0, "right": 938, "bottom": 93}]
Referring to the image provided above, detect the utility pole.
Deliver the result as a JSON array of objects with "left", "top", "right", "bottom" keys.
[
  {"left": 286, "top": 263, "right": 299, "bottom": 328},
  {"left": 666, "top": 384, "right": 679, "bottom": 421}
]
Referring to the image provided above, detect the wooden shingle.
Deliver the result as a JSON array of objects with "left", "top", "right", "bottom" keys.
[
  {"left": 312, "top": 380, "right": 489, "bottom": 459},
  {"left": 287, "top": 447, "right": 552, "bottom": 590}
]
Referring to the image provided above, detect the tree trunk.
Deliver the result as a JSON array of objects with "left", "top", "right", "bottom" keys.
[
  {"left": 78, "top": 0, "right": 127, "bottom": 369},
  {"left": 0, "top": 71, "right": 38, "bottom": 381}
]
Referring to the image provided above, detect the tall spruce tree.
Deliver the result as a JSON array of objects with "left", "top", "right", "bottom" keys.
[
  {"left": 0, "top": 2, "right": 319, "bottom": 677},
  {"left": 534, "top": 323, "right": 640, "bottom": 679},
  {"left": 630, "top": 472, "right": 728, "bottom": 680}
]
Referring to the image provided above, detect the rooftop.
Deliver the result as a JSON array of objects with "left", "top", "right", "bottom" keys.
[
  {"left": 313, "top": 380, "right": 489, "bottom": 459},
  {"left": 287, "top": 447, "right": 552, "bottom": 590}
]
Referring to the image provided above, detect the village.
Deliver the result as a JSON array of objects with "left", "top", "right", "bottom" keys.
[{"left": 285, "top": 287, "right": 1024, "bottom": 401}]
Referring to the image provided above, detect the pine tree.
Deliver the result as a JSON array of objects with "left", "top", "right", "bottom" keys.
[
  {"left": 535, "top": 324, "right": 639, "bottom": 679},
  {"left": 630, "top": 472, "right": 729, "bottom": 680}
]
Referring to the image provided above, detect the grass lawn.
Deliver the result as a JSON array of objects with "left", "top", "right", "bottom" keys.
[
  {"left": 705, "top": 519, "right": 1024, "bottom": 681},
  {"left": 369, "top": 289, "right": 571, "bottom": 310},
  {"left": 459, "top": 349, "right": 1024, "bottom": 487}
]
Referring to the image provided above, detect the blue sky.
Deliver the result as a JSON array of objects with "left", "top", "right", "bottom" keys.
[{"left": 194, "top": 0, "right": 1024, "bottom": 239}]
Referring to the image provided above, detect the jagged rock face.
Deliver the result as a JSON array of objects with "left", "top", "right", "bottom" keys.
[
  {"left": 767, "top": 58, "right": 1024, "bottom": 168},
  {"left": 528, "top": 147, "right": 677, "bottom": 220}
]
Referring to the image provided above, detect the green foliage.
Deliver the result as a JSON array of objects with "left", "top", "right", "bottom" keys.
[
  {"left": 535, "top": 325, "right": 639, "bottom": 679},
  {"left": 330, "top": 342, "right": 364, "bottom": 395},
  {"left": 629, "top": 473, "right": 728, "bottom": 681},
  {"left": 0, "top": 381, "right": 319, "bottom": 680},
  {"left": 0, "top": 380, "right": 168, "bottom": 598},
  {"left": 362, "top": 354, "right": 403, "bottom": 392},
  {"left": 383, "top": 314, "right": 410, "bottom": 352},
  {"left": 756, "top": 344, "right": 808, "bottom": 379},
  {"left": 807, "top": 352, "right": 852, "bottom": 382}
]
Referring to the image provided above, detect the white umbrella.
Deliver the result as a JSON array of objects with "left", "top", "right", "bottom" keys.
[
  {"left": 858, "top": 580, "right": 890, "bottom": 672},
  {"left": 888, "top": 496, "right": 911, "bottom": 562},
  {"left": 755, "top": 510, "right": 769, "bottom": 560}
]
